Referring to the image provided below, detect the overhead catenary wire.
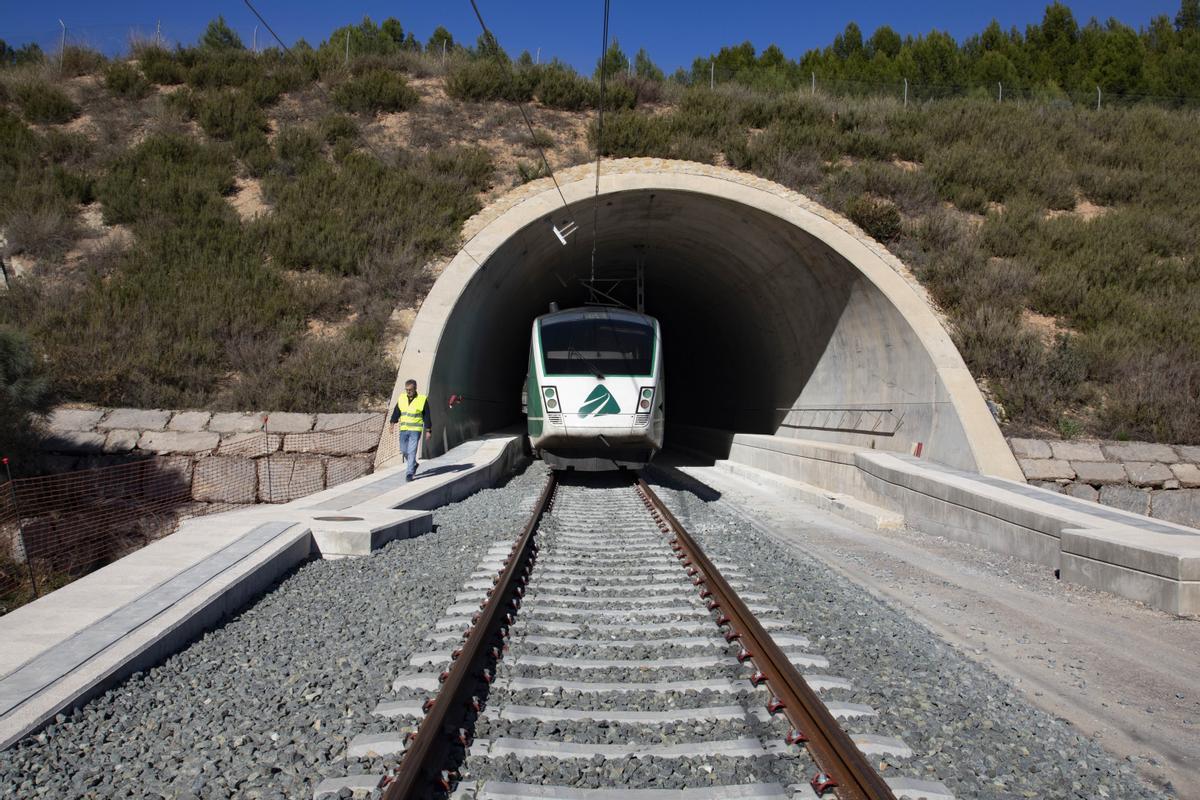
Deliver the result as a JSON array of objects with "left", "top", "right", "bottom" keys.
[
  {"left": 589, "top": 0, "right": 612, "bottom": 284},
  {"left": 467, "top": 0, "right": 575, "bottom": 225}
]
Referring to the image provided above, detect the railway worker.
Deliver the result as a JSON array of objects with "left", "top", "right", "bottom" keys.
[{"left": 390, "top": 379, "right": 432, "bottom": 482}]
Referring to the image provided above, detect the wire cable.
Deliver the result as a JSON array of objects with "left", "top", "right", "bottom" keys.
[
  {"left": 589, "top": 0, "right": 612, "bottom": 283},
  {"left": 242, "top": 0, "right": 396, "bottom": 167},
  {"left": 467, "top": 0, "right": 575, "bottom": 221}
]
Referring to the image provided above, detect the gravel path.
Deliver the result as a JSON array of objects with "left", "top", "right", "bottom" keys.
[
  {"left": 0, "top": 464, "right": 551, "bottom": 800},
  {"left": 645, "top": 469, "right": 1173, "bottom": 800}
]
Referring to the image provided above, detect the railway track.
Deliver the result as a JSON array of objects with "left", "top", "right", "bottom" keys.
[{"left": 341, "top": 472, "right": 952, "bottom": 800}]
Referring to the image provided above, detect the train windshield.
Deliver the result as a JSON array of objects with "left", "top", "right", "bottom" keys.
[{"left": 540, "top": 315, "right": 655, "bottom": 376}]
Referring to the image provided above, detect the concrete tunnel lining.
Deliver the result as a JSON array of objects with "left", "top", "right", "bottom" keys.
[{"left": 381, "top": 160, "right": 1020, "bottom": 480}]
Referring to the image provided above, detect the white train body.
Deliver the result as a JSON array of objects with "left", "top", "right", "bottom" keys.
[{"left": 525, "top": 307, "right": 664, "bottom": 471}]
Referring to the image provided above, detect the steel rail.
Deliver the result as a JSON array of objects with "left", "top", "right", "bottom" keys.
[
  {"left": 384, "top": 473, "right": 558, "bottom": 799},
  {"left": 635, "top": 478, "right": 897, "bottom": 800}
]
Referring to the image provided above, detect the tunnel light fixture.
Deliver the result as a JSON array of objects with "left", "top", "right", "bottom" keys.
[{"left": 552, "top": 220, "right": 578, "bottom": 245}]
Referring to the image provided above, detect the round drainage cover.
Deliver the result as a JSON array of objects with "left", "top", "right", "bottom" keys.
[{"left": 312, "top": 515, "right": 364, "bottom": 522}]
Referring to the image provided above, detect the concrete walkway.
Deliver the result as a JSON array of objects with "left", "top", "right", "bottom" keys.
[
  {"left": 667, "top": 459, "right": 1200, "bottom": 798},
  {"left": 0, "top": 432, "right": 524, "bottom": 749}
]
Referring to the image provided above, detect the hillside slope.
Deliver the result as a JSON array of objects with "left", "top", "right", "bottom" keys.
[{"left": 1, "top": 37, "right": 1198, "bottom": 446}]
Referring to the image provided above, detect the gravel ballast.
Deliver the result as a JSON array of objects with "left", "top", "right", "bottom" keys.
[
  {"left": 644, "top": 470, "right": 1172, "bottom": 800},
  {"left": 0, "top": 463, "right": 1174, "bottom": 799}
]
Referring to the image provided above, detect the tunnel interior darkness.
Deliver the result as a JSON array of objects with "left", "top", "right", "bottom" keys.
[{"left": 419, "top": 187, "right": 986, "bottom": 471}]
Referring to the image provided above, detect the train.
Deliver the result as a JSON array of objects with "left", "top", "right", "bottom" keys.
[{"left": 524, "top": 306, "right": 664, "bottom": 470}]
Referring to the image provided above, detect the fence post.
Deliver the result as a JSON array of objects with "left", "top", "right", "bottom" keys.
[
  {"left": 811, "top": 71, "right": 815, "bottom": 95},
  {"left": 58, "top": 19, "right": 66, "bottom": 73},
  {"left": 262, "top": 416, "right": 273, "bottom": 504},
  {"left": 344, "top": 30, "right": 350, "bottom": 67},
  {"left": 710, "top": 60, "right": 714, "bottom": 90},
  {"left": 903, "top": 77, "right": 908, "bottom": 107},
  {"left": 252, "top": 25, "right": 258, "bottom": 53},
  {"left": 2, "top": 457, "right": 38, "bottom": 599},
  {"left": 443, "top": 39, "right": 448, "bottom": 67},
  {"left": 998, "top": 81, "right": 1002, "bottom": 102},
  {"left": 1096, "top": 85, "right": 1101, "bottom": 110}
]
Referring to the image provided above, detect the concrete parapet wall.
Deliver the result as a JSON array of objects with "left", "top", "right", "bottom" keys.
[
  {"left": 1008, "top": 436, "right": 1200, "bottom": 529},
  {"left": 677, "top": 425, "right": 1200, "bottom": 615},
  {"left": 38, "top": 406, "right": 385, "bottom": 508}
]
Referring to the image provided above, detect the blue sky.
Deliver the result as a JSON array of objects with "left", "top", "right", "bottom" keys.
[{"left": 5, "top": 1, "right": 1182, "bottom": 72}]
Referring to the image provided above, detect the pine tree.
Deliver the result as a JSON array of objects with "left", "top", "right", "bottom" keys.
[
  {"left": 1177, "top": 0, "right": 1200, "bottom": 31},
  {"left": 200, "top": 16, "right": 244, "bottom": 51},
  {"left": 427, "top": 26, "right": 454, "bottom": 53},
  {"left": 595, "top": 39, "right": 630, "bottom": 80},
  {"left": 634, "top": 48, "right": 664, "bottom": 81}
]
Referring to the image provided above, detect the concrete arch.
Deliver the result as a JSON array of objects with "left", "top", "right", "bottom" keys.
[{"left": 380, "top": 159, "right": 1021, "bottom": 480}]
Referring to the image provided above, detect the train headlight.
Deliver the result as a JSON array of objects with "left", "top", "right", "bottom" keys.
[
  {"left": 542, "top": 386, "right": 559, "bottom": 411},
  {"left": 638, "top": 386, "right": 654, "bottom": 411}
]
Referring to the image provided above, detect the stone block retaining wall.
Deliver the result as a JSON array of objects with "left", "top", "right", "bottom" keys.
[
  {"left": 1008, "top": 437, "right": 1200, "bottom": 528},
  {"left": 39, "top": 407, "right": 385, "bottom": 507}
]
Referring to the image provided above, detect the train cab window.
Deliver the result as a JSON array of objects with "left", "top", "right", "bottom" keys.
[{"left": 541, "top": 316, "right": 654, "bottom": 376}]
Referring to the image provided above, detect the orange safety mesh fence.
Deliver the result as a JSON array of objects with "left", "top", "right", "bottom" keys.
[{"left": 0, "top": 415, "right": 385, "bottom": 615}]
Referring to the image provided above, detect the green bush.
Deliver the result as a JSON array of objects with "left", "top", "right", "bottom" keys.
[
  {"left": 14, "top": 82, "right": 79, "bottom": 125},
  {"left": 59, "top": 46, "right": 105, "bottom": 77},
  {"left": 535, "top": 64, "right": 594, "bottom": 110},
  {"left": 234, "top": 129, "right": 274, "bottom": 176},
  {"left": 104, "top": 61, "right": 151, "bottom": 99},
  {"left": 446, "top": 59, "right": 533, "bottom": 102},
  {"left": 224, "top": 335, "right": 394, "bottom": 411},
  {"left": 184, "top": 50, "right": 310, "bottom": 106},
  {"left": 3, "top": 203, "right": 79, "bottom": 260},
  {"left": 262, "top": 147, "right": 491, "bottom": 275},
  {"left": 194, "top": 89, "right": 267, "bottom": 140},
  {"left": 98, "top": 134, "right": 234, "bottom": 226},
  {"left": 41, "top": 130, "right": 92, "bottom": 166},
  {"left": 515, "top": 159, "right": 550, "bottom": 184},
  {"left": 591, "top": 110, "right": 672, "bottom": 158},
  {"left": 0, "top": 110, "right": 88, "bottom": 260},
  {"left": 602, "top": 78, "right": 638, "bottom": 111},
  {"left": 846, "top": 195, "right": 902, "bottom": 241},
  {"left": 332, "top": 68, "right": 419, "bottom": 114},
  {"left": 136, "top": 46, "right": 187, "bottom": 85},
  {"left": 274, "top": 125, "right": 322, "bottom": 174},
  {"left": 319, "top": 113, "right": 358, "bottom": 144},
  {"left": 0, "top": 327, "right": 52, "bottom": 473}
]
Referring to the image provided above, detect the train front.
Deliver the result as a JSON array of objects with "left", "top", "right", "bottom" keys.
[{"left": 527, "top": 308, "right": 664, "bottom": 471}]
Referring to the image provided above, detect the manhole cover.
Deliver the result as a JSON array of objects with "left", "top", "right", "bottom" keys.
[{"left": 312, "top": 515, "right": 363, "bottom": 522}]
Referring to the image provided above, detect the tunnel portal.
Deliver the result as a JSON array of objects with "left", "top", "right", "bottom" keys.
[{"left": 383, "top": 161, "right": 1018, "bottom": 479}]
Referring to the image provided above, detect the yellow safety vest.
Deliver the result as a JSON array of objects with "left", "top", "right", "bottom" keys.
[{"left": 396, "top": 393, "right": 428, "bottom": 432}]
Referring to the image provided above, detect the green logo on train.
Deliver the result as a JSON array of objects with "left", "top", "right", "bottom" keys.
[{"left": 579, "top": 385, "right": 620, "bottom": 416}]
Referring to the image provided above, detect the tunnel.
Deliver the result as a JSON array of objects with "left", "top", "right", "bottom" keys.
[{"left": 380, "top": 161, "right": 1019, "bottom": 479}]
